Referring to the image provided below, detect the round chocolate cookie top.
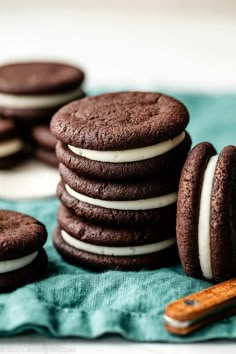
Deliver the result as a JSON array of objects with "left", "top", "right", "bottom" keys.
[
  {"left": 0, "top": 117, "right": 18, "bottom": 141},
  {"left": 50, "top": 92, "right": 189, "bottom": 150},
  {"left": 0, "top": 210, "right": 47, "bottom": 260},
  {"left": 0, "top": 62, "right": 84, "bottom": 94}
]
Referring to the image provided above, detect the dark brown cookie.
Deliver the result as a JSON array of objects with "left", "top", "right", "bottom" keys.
[
  {"left": 56, "top": 132, "right": 192, "bottom": 180},
  {"left": 210, "top": 146, "right": 236, "bottom": 282},
  {"left": 0, "top": 210, "right": 47, "bottom": 260},
  {"left": 53, "top": 227, "right": 179, "bottom": 271},
  {"left": 0, "top": 150, "right": 25, "bottom": 169},
  {"left": 0, "top": 118, "right": 18, "bottom": 141},
  {"left": 57, "top": 204, "right": 176, "bottom": 246},
  {"left": 33, "top": 147, "right": 58, "bottom": 167},
  {"left": 59, "top": 163, "right": 180, "bottom": 201},
  {"left": 0, "top": 210, "right": 48, "bottom": 292},
  {"left": 0, "top": 117, "right": 25, "bottom": 168},
  {"left": 177, "top": 143, "right": 236, "bottom": 283},
  {"left": 0, "top": 62, "right": 85, "bottom": 121},
  {"left": 57, "top": 181, "right": 177, "bottom": 226},
  {"left": 0, "top": 249, "right": 48, "bottom": 293},
  {"left": 50, "top": 92, "right": 189, "bottom": 150},
  {"left": 0, "top": 62, "right": 84, "bottom": 94},
  {"left": 31, "top": 125, "right": 57, "bottom": 150}
]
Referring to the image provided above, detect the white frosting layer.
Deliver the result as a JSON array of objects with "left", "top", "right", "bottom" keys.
[
  {"left": 65, "top": 184, "right": 177, "bottom": 211},
  {"left": 61, "top": 229, "right": 176, "bottom": 256},
  {"left": 198, "top": 155, "right": 218, "bottom": 280},
  {"left": 0, "top": 86, "right": 83, "bottom": 109},
  {"left": 68, "top": 131, "right": 186, "bottom": 163},
  {"left": 0, "top": 251, "right": 38, "bottom": 274},
  {"left": 163, "top": 314, "right": 192, "bottom": 329},
  {"left": 0, "top": 138, "right": 24, "bottom": 158}
]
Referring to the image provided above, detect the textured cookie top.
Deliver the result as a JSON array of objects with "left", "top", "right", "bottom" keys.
[
  {"left": 177, "top": 142, "right": 236, "bottom": 282},
  {"left": 0, "top": 210, "right": 47, "bottom": 260},
  {"left": 0, "top": 62, "right": 84, "bottom": 94},
  {"left": 210, "top": 145, "right": 236, "bottom": 281},
  {"left": 177, "top": 142, "right": 217, "bottom": 278},
  {"left": 50, "top": 92, "right": 189, "bottom": 150}
]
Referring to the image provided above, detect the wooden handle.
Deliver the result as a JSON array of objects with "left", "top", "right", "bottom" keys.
[{"left": 164, "top": 278, "right": 236, "bottom": 335}]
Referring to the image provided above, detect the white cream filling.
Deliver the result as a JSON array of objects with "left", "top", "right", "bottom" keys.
[
  {"left": 65, "top": 184, "right": 177, "bottom": 211},
  {"left": 0, "top": 138, "right": 24, "bottom": 158},
  {"left": 163, "top": 314, "right": 192, "bottom": 329},
  {"left": 0, "top": 86, "right": 83, "bottom": 109},
  {"left": 198, "top": 155, "right": 219, "bottom": 280},
  {"left": 67, "top": 131, "right": 186, "bottom": 163},
  {"left": 0, "top": 251, "right": 38, "bottom": 274},
  {"left": 61, "top": 229, "right": 176, "bottom": 256}
]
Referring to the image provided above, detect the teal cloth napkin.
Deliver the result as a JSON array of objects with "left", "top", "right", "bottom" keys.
[{"left": 0, "top": 92, "right": 236, "bottom": 342}]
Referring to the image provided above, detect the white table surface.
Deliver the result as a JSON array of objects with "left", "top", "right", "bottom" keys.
[{"left": 0, "top": 0, "right": 236, "bottom": 352}]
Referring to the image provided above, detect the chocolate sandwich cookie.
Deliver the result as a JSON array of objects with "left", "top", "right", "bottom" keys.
[
  {"left": 0, "top": 117, "right": 24, "bottom": 169},
  {"left": 0, "top": 62, "right": 85, "bottom": 122},
  {"left": 56, "top": 132, "right": 192, "bottom": 180},
  {"left": 34, "top": 148, "right": 58, "bottom": 167},
  {"left": 54, "top": 206, "right": 178, "bottom": 270},
  {"left": 31, "top": 125, "right": 57, "bottom": 150},
  {"left": 177, "top": 143, "right": 236, "bottom": 283},
  {"left": 31, "top": 125, "right": 58, "bottom": 167},
  {"left": 58, "top": 163, "right": 179, "bottom": 226},
  {"left": 51, "top": 92, "right": 190, "bottom": 180},
  {"left": 54, "top": 227, "right": 178, "bottom": 271},
  {"left": 0, "top": 210, "right": 48, "bottom": 292}
]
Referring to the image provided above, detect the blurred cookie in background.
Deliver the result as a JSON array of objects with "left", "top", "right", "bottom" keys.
[
  {"left": 0, "top": 61, "right": 85, "bottom": 125},
  {"left": 0, "top": 117, "right": 25, "bottom": 169},
  {"left": 0, "top": 61, "right": 85, "bottom": 169},
  {"left": 30, "top": 125, "right": 58, "bottom": 167}
]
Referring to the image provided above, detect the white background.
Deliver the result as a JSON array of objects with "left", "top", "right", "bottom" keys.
[
  {"left": 1, "top": 0, "right": 236, "bottom": 92},
  {"left": 0, "top": 0, "right": 236, "bottom": 352}
]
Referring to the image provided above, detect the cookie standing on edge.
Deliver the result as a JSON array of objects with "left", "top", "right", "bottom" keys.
[
  {"left": 0, "top": 61, "right": 85, "bottom": 123},
  {"left": 51, "top": 92, "right": 190, "bottom": 180},
  {"left": 177, "top": 143, "right": 236, "bottom": 283},
  {"left": 0, "top": 210, "right": 48, "bottom": 292},
  {"left": 0, "top": 117, "right": 24, "bottom": 169}
]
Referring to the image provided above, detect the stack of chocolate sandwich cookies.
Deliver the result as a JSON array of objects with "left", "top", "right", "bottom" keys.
[
  {"left": 0, "top": 210, "right": 48, "bottom": 292},
  {"left": 51, "top": 92, "right": 191, "bottom": 270},
  {"left": 0, "top": 61, "right": 85, "bottom": 167}
]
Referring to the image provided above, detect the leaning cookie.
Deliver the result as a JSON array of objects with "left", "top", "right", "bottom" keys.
[
  {"left": 177, "top": 143, "right": 236, "bottom": 283},
  {"left": 0, "top": 210, "right": 48, "bottom": 292},
  {"left": 51, "top": 92, "right": 190, "bottom": 180},
  {"left": 0, "top": 117, "right": 24, "bottom": 169},
  {"left": 0, "top": 61, "right": 85, "bottom": 123},
  {"left": 54, "top": 205, "right": 178, "bottom": 271}
]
